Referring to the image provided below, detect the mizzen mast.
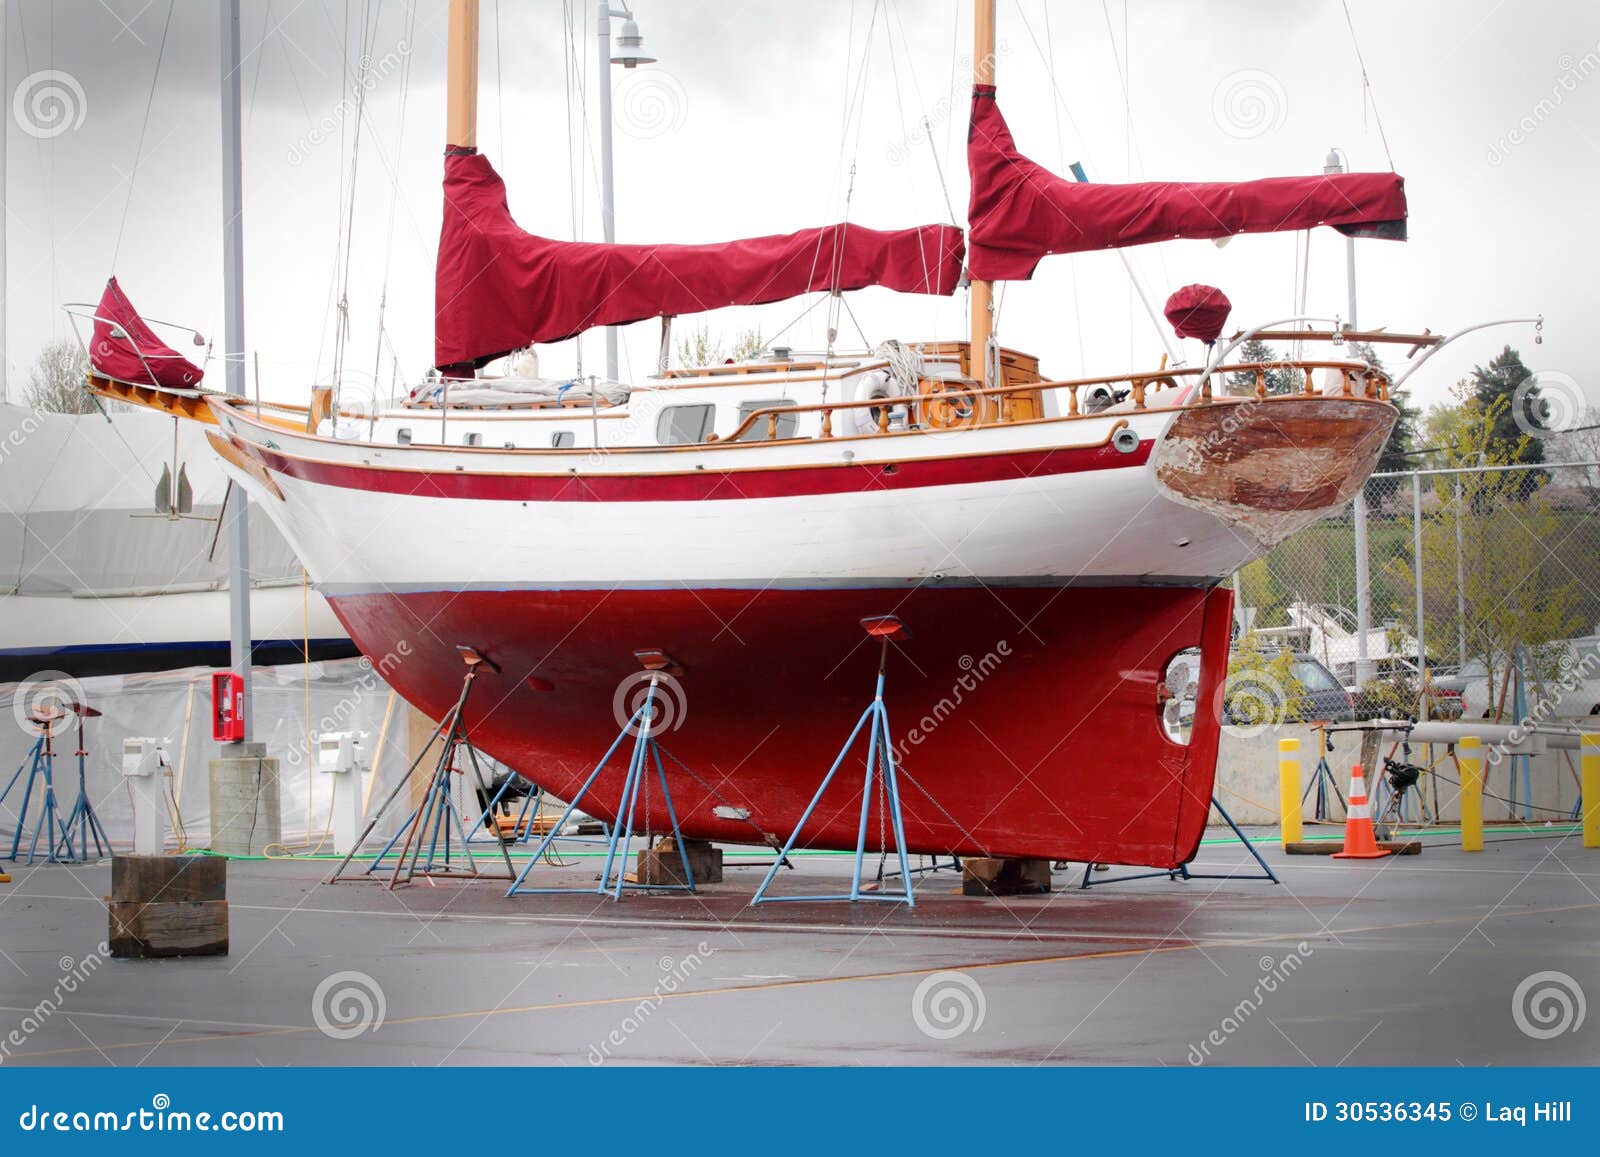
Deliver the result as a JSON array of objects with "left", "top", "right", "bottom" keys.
[
  {"left": 969, "top": 0, "right": 996, "bottom": 388},
  {"left": 446, "top": 0, "right": 480, "bottom": 151}
]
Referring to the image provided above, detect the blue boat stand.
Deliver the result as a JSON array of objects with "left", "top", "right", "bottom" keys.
[
  {"left": 751, "top": 616, "right": 915, "bottom": 906},
  {"left": 3, "top": 709, "right": 73, "bottom": 865},
  {"left": 55, "top": 704, "right": 111, "bottom": 863},
  {"left": 1080, "top": 796, "right": 1278, "bottom": 888},
  {"left": 506, "top": 662, "right": 696, "bottom": 899}
]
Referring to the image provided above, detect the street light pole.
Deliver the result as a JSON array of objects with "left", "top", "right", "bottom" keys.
[
  {"left": 596, "top": 5, "right": 657, "bottom": 384},
  {"left": 1328, "top": 147, "right": 1375, "bottom": 687}
]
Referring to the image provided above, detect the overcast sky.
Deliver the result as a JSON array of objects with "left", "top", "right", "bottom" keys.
[{"left": 2, "top": 0, "right": 1596, "bottom": 420}]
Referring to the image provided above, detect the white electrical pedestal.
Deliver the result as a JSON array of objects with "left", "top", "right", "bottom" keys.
[
  {"left": 121, "top": 738, "right": 169, "bottom": 856},
  {"left": 316, "top": 731, "right": 368, "bottom": 856}
]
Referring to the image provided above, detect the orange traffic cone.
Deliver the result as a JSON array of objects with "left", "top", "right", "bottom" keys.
[{"left": 1332, "top": 763, "right": 1390, "bottom": 859}]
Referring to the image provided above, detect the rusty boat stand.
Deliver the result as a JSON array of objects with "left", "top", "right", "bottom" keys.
[
  {"left": 327, "top": 646, "right": 516, "bottom": 888},
  {"left": 751, "top": 616, "right": 916, "bottom": 907}
]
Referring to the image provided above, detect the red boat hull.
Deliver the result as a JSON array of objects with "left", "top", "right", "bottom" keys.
[{"left": 330, "top": 583, "right": 1234, "bottom": 867}]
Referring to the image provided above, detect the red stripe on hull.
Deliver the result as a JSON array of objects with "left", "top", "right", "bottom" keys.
[
  {"left": 329, "top": 584, "right": 1231, "bottom": 866},
  {"left": 246, "top": 438, "right": 1150, "bottom": 502}
]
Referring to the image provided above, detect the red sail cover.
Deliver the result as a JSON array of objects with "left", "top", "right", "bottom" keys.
[
  {"left": 1164, "top": 285, "right": 1232, "bottom": 344},
  {"left": 90, "top": 278, "right": 205, "bottom": 388},
  {"left": 436, "top": 151, "right": 966, "bottom": 369},
  {"left": 967, "top": 85, "right": 1407, "bottom": 280}
]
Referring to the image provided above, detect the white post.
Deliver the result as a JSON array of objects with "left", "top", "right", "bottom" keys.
[
  {"left": 1412, "top": 471, "right": 1427, "bottom": 715},
  {"left": 1454, "top": 476, "right": 1468, "bottom": 665},
  {"left": 316, "top": 732, "right": 367, "bottom": 856},
  {"left": 597, "top": 1, "right": 618, "bottom": 383},
  {"left": 122, "top": 739, "right": 169, "bottom": 856},
  {"left": 1353, "top": 488, "right": 1373, "bottom": 685},
  {"left": 1, "top": 0, "right": 8, "bottom": 404},
  {"left": 220, "top": 0, "right": 252, "bottom": 739}
]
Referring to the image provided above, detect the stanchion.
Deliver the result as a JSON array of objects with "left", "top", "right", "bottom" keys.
[
  {"left": 751, "top": 616, "right": 915, "bottom": 906},
  {"left": 1278, "top": 737, "right": 1302, "bottom": 848},
  {"left": 1081, "top": 796, "right": 1278, "bottom": 887},
  {"left": 1580, "top": 733, "right": 1598, "bottom": 850},
  {"left": 1459, "top": 736, "right": 1484, "bottom": 853}
]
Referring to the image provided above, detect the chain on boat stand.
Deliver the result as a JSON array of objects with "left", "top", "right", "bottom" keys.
[
  {"left": 507, "top": 648, "right": 698, "bottom": 900},
  {"left": 752, "top": 615, "right": 916, "bottom": 907},
  {"left": 328, "top": 646, "right": 518, "bottom": 889},
  {"left": 2, "top": 707, "right": 74, "bottom": 865},
  {"left": 1080, "top": 796, "right": 1278, "bottom": 888}
]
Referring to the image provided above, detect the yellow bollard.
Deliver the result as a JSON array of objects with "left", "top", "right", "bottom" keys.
[
  {"left": 1278, "top": 737, "right": 1302, "bottom": 847},
  {"left": 1459, "top": 736, "right": 1484, "bottom": 853},
  {"left": 1583, "top": 733, "right": 1600, "bottom": 849}
]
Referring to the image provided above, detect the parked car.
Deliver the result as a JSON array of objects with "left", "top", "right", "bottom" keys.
[{"left": 1162, "top": 649, "right": 1353, "bottom": 734}]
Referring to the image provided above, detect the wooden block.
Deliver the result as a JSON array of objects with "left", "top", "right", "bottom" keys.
[
  {"left": 635, "top": 837, "right": 723, "bottom": 885},
  {"left": 962, "top": 856, "right": 1052, "bottom": 896},
  {"left": 1284, "top": 840, "right": 1421, "bottom": 856},
  {"left": 111, "top": 855, "right": 227, "bottom": 903},
  {"left": 109, "top": 900, "right": 229, "bottom": 958}
]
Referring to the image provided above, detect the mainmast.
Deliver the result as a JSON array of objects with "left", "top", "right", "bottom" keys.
[
  {"left": 446, "top": 0, "right": 479, "bottom": 151},
  {"left": 969, "top": 0, "right": 995, "bottom": 388}
]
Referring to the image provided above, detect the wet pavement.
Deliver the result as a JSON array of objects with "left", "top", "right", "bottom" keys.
[{"left": 1, "top": 828, "right": 1596, "bottom": 1066}]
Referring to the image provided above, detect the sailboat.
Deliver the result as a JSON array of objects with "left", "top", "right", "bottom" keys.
[{"left": 82, "top": 0, "right": 1436, "bottom": 867}]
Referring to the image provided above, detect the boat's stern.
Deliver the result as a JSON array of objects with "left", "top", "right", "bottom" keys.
[{"left": 1149, "top": 394, "right": 1396, "bottom": 547}]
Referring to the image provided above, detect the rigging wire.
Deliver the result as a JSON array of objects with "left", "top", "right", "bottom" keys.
[
  {"left": 111, "top": 0, "right": 177, "bottom": 272},
  {"left": 1041, "top": 1, "right": 1086, "bottom": 376},
  {"left": 1339, "top": 0, "right": 1396, "bottom": 169}
]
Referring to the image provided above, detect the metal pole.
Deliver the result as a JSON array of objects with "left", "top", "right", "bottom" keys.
[
  {"left": 1353, "top": 489, "right": 1373, "bottom": 684},
  {"left": 968, "top": 0, "right": 996, "bottom": 388},
  {"left": 0, "top": 0, "right": 7, "bottom": 405},
  {"left": 1412, "top": 472, "right": 1426, "bottom": 704},
  {"left": 597, "top": 1, "right": 618, "bottom": 383},
  {"left": 1454, "top": 477, "right": 1467, "bottom": 665},
  {"left": 220, "top": 0, "right": 252, "bottom": 740}
]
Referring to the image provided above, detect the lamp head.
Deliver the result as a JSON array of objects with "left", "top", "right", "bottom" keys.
[{"left": 610, "top": 18, "right": 656, "bottom": 68}]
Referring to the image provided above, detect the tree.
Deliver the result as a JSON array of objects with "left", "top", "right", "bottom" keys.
[
  {"left": 1391, "top": 394, "right": 1583, "bottom": 701},
  {"left": 24, "top": 339, "right": 95, "bottom": 414},
  {"left": 1345, "top": 341, "right": 1417, "bottom": 473},
  {"left": 1470, "top": 345, "right": 1544, "bottom": 466},
  {"left": 674, "top": 324, "right": 764, "bottom": 369},
  {"left": 1225, "top": 338, "right": 1296, "bottom": 396}
]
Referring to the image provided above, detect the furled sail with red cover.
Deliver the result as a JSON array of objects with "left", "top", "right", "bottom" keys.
[
  {"left": 966, "top": 85, "right": 1407, "bottom": 281},
  {"left": 90, "top": 278, "right": 205, "bottom": 389},
  {"left": 436, "top": 151, "right": 966, "bottom": 369}
]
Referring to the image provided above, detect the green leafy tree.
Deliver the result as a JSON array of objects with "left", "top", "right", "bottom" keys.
[
  {"left": 1470, "top": 345, "right": 1544, "bottom": 467},
  {"left": 1349, "top": 341, "right": 1418, "bottom": 473},
  {"left": 1226, "top": 338, "right": 1296, "bottom": 396}
]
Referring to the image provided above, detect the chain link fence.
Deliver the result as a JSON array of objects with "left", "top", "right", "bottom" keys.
[{"left": 1244, "top": 461, "right": 1600, "bottom": 719}]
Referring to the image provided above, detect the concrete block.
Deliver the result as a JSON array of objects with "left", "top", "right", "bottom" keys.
[
  {"left": 207, "top": 742, "right": 281, "bottom": 856},
  {"left": 962, "top": 856, "right": 1051, "bottom": 896}
]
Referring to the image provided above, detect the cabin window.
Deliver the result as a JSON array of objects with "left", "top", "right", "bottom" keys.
[
  {"left": 550, "top": 431, "right": 576, "bottom": 449},
  {"left": 463, "top": 432, "right": 483, "bottom": 447},
  {"left": 396, "top": 428, "right": 412, "bottom": 445},
  {"left": 735, "top": 400, "right": 799, "bottom": 441},
  {"left": 656, "top": 404, "right": 714, "bottom": 445}
]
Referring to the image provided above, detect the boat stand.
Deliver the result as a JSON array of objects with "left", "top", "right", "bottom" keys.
[
  {"left": 3, "top": 709, "right": 73, "bottom": 865},
  {"left": 55, "top": 703, "right": 111, "bottom": 863},
  {"left": 327, "top": 647, "right": 516, "bottom": 888},
  {"left": 1302, "top": 727, "right": 1347, "bottom": 822},
  {"left": 507, "top": 650, "right": 696, "bottom": 899},
  {"left": 1080, "top": 796, "right": 1278, "bottom": 888},
  {"left": 752, "top": 616, "right": 915, "bottom": 907}
]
